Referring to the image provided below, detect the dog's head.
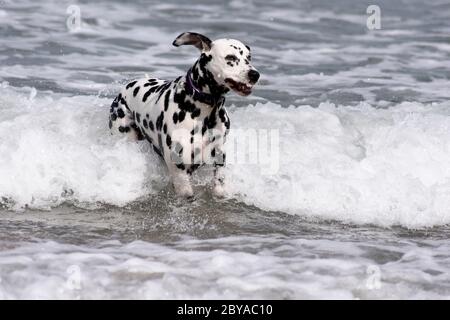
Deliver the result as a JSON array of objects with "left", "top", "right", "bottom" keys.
[{"left": 173, "top": 32, "right": 260, "bottom": 96}]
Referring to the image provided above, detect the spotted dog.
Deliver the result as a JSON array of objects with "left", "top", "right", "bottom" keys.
[{"left": 109, "top": 32, "right": 260, "bottom": 197}]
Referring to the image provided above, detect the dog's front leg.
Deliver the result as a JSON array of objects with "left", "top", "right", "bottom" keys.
[
  {"left": 212, "top": 147, "right": 226, "bottom": 197},
  {"left": 213, "top": 166, "right": 225, "bottom": 197},
  {"left": 169, "top": 165, "right": 193, "bottom": 198}
]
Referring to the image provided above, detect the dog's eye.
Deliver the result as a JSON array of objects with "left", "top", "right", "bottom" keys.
[{"left": 225, "top": 55, "right": 238, "bottom": 62}]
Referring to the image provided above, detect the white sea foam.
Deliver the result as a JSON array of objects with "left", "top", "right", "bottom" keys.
[
  {"left": 226, "top": 101, "right": 450, "bottom": 228},
  {"left": 0, "top": 86, "right": 164, "bottom": 209},
  {"left": 1, "top": 86, "right": 449, "bottom": 227},
  {"left": 0, "top": 236, "right": 448, "bottom": 299}
]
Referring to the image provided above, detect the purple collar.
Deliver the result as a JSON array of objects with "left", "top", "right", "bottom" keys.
[{"left": 185, "top": 69, "right": 224, "bottom": 107}]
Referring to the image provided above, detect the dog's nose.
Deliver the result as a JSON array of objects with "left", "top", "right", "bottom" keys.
[{"left": 248, "top": 70, "right": 260, "bottom": 83}]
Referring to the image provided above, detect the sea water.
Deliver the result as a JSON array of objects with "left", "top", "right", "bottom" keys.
[{"left": 0, "top": 0, "right": 450, "bottom": 299}]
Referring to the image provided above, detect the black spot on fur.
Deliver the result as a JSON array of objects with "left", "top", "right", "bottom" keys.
[
  {"left": 174, "top": 91, "right": 198, "bottom": 113},
  {"left": 149, "top": 121, "right": 154, "bottom": 131},
  {"left": 173, "top": 112, "right": 178, "bottom": 124},
  {"left": 156, "top": 111, "right": 164, "bottom": 131},
  {"left": 120, "top": 97, "right": 129, "bottom": 110},
  {"left": 176, "top": 163, "right": 185, "bottom": 170},
  {"left": 131, "top": 123, "right": 144, "bottom": 140},
  {"left": 143, "top": 132, "right": 153, "bottom": 145},
  {"left": 178, "top": 110, "right": 186, "bottom": 123},
  {"left": 153, "top": 145, "right": 163, "bottom": 158},
  {"left": 191, "top": 108, "right": 201, "bottom": 119},
  {"left": 192, "top": 64, "right": 199, "bottom": 81},
  {"left": 142, "top": 89, "right": 152, "bottom": 102},
  {"left": 157, "top": 82, "right": 172, "bottom": 103},
  {"left": 158, "top": 134, "right": 164, "bottom": 156},
  {"left": 225, "top": 118, "right": 230, "bottom": 130},
  {"left": 166, "top": 134, "right": 172, "bottom": 148},
  {"left": 143, "top": 119, "right": 148, "bottom": 129},
  {"left": 163, "top": 123, "right": 167, "bottom": 134},
  {"left": 110, "top": 113, "right": 117, "bottom": 121},
  {"left": 155, "top": 82, "right": 167, "bottom": 94},
  {"left": 118, "top": 126, "right": 130, "bottom": 133},
  {"left": 155, "top": 85, "right": 169, "bottom": 105},
  {"left": 143, "top": 86, "right": 159, "bottom": 102},
  {"left": 187, "top": 163, "right": 200, "bottom": 175},
  {"left": 135, "top": 112, "right": 141, "bottom": 123},
  {"left": 219, "top": 108, "right": 226, "bottom": 122},
  {"left": 108, "top": 120, "right": 112, "bottom": 129},
  {"left": 205, "top": 112, "right": 217, "bottom": 129},
  {"left": 164, "top": 90, "right": 171, "bottom": 111},
  {"left": 117, "top": 108, "right": 125, "bottom": 119},
  {"left": 126, "top": 81, "right": 137, "bottom": 89},
  {"left": 110, "top": 99, "right": 118, "bottom": 110},
  {"left": 199, "top": 53, "right": 212, "bottom": 69},
  {"left": 133, "top": 86, "right": 140, "bottom": 97}
]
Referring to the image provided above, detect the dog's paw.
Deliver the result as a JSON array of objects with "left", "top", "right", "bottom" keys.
[
  {"left": 174, "top": 183, "right": 194, "bottom": 198},
  {"left": 212, "top": 184, "right": 226, "bottom": 198}
]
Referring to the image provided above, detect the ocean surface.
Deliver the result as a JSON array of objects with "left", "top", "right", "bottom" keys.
[{"left": 0, "top": 0, "right": 450, "bottom": 299}]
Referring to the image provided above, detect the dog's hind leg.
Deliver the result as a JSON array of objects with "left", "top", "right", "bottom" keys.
[{"left": 108, "top": 94, "right": 143, "bottom": 141}]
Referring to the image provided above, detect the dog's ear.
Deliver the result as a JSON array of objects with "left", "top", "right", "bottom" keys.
[{"left": 172, "top": 32, "right": 212, "bottom": 51}]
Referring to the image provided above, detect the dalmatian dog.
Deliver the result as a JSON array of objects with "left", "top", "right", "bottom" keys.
[{"left": 109, "top": 32, "right": 260, "bottom": 197}]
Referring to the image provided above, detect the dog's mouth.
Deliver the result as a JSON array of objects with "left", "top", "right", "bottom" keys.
[{"left": 224, "top": 78, "right": 253, "bottom": 96}]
